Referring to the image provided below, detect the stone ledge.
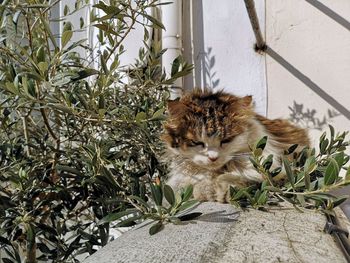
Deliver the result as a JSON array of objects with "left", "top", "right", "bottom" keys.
[{"left": 83, "top": 202, "right": 347, "bottom": 263}]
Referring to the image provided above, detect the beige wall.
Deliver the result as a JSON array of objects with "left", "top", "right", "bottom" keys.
[{"left": 266, "top": 0, "right": 350, "bottom": 146}]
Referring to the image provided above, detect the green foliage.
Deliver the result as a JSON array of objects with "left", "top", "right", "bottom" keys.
[
  {"left": 0, "top": 0, "right": 192, "bottom": 262},
  {"left": 232, "top": 126, "right": 350, "bottom": 211},
  {"left": 99, "top": 184, "right": 200, "bottom": 236}
]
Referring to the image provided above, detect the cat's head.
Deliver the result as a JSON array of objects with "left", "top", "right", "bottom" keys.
[{"left": 162, "top": 89, "right": 254, "bottom": 170}]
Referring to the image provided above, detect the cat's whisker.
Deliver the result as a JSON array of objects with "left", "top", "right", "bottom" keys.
[
  {"left": 228, "top": 153, "right": 252, "bottom": 159},
  {"left": 229, "top": 153, "right": 252, "bottom": 157}
]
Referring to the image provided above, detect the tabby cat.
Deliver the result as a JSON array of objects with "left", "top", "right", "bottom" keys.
[{"left": 162, "top": 89, "right": 309, "bottom": 203}]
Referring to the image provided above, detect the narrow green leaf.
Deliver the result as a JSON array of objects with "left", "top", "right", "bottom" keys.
[
  {"left": 94, "top": 24, "right": 119, "bottom": 36},
  {"left": 232, "top": 188, "right": 246, "bottom": 200},
  {"left": 320, "top": 138, "right": 329, "bottom": 154},
  {"left": 171, "top": 56, "right": 181, "bottom": 77},
  {"left": 61, "top": 30, "right": 73, "bottom": 48},
  {"left": 332, "top": 195, "right": 348, "bottom": 208},
  {"left": 304, "top": 156, "right": 316, "bottom": 174},
  {"left": 26, "top": 224, "right": 35, "bottom": 251},
  {"left": 163, "top": 184, "right": 175, "bottom": 206},
  {"left": 64, "top": 5, "right": 70, "bottom": 15},
  {"left": 150, "top": 183, "right": 163, "bottom": 206},
  {"left": 177, "top": 199, "right": 198, "bottom": 212},
  {"left": 129, "top": 195, "right": 149, "bottom": 209},
  {"left": 93, "top": 3, "right": 121, "bottom": 15},
  {"left": 319, "top": 131, "right": 326, "bottom": 142},
  {"left": 256, "top": 136, "right": 268, "bottom": 150},
  {"left": 98, "top": 209, "right": 138, "bottom": 225},
  {"left": 249, "top": 157, "right": 259, "bottom": 169},
  {"left": 324, "top": 158, "right": 339, "bottom": 185},
  {"left": 296, "top": 194, "right": 306, "bottom": 207},
  {"left": 143, "top": 13, "right": 165, "bottom": 29},
  {"left": 303, "top": 171, "right": 310, "bottom": 190},
  {"left": 262, "top": 154, "right": 273, "bottom": 170},
  {"left": 98, "top": 95, "right": 105, "bottom": 109},
  {"left": 149, "top": 221, "right": 164, "bottom": 235},
  {"left": 253, "top": 148, "right": 263, "bottom": 157},
  {"left": 283, "top": 158, "right": 295, "bottom": 189},
  {"left": 306, "top": 193, "right": 335, "bottom": 202},
  {"left": 80, "top": 17, "right": 84, "bottom": 29},
  {"left": 242, "top": 190, "right": 255, "bottom": 204},
  {"left": 150, "top": 108, "right": 166, "bottom": 121},
  {"left": 333, "top": 152, "right": 345, "bottom": 168},
  {"left": 38, "top": 62, "right": 48, "bottom": 74},
  {"left": 116, "top": 215, "right": 143, "bottom": 227},
  {"left": 181, "top": 185, "right": 193, "bottom": 202},
  {"left": 254, "top": 189, "right": 261, "bottom": 201},
  {"left": 257, "top": 190, "right": 268, "bottom": 205},
  {"left": 71, "top": 68, "right": 99, "bottom": 81},
  {"left": 270, "top": 167, "right": 282, "bottom": 177},
  {"left": 63, "top": 21, "right": 72, "bottom": 32},
  {"left": 329, "top": 125, "right": 335, "bottom": 141},
  {"left": 286, "top": 144, "right": 299, "bottom": 154},
  {"left": 36, "top": 45, "right": 46, "bottom": 62},
  {"left": 48, "top": 103, "right": 73, "bottom": 114}
]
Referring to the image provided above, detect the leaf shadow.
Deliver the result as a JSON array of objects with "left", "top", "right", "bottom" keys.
[{"left": 288, "top": 101, "right": 341, "bottom": 130}]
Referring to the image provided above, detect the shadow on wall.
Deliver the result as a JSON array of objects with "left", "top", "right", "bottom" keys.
[
  {"left": 266, "top": 47, "right": 350, "bottom": 121},
  {"left": 267, "top": 1, "right": 350, "bottom": 121},
  {"left": 288, "top": 101, "right": 340, "bottom": 130},
  {"left": 202, "top": 47, "right": 220, "bottom": 90},
  {"left": 305, "top": 0, "right": 350, "bottom": 31},
  {"left": 182, "top": 0, "right": 220, "bottom": 90}
]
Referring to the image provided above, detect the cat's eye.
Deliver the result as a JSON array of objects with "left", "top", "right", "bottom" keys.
[
  {"left": 220, "top": 138, "right": 232, "bottom": 146},
  {"left": 188, "top": 140, "right": 205, "bottom": 147}
]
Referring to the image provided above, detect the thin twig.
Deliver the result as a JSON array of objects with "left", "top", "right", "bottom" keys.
[
  {"left": 22, "top": 116, "right": 31, "bottom": 157},
  {"left": 25, "top": 14, "right": 34, "bottom": 55},
  {"left": 30, "top": 0, "right": 61, "bottom": 32},
  {"left": 283, "top": 180, "right": 350, "bottom": 196},
  {"left": 105, "top": 2, "right": 138, "bottom": 62}
]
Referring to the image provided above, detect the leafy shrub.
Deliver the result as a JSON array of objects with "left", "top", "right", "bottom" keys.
[
  {"left": 231, "top": 126, "right": 350, "bottom": 211},
  {"left": 0, "top": 0, "right": 191, "bottom": 262}
]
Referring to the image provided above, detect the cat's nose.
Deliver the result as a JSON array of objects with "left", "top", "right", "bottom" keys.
[{"left": 208, "top": 156, "right": 218, "bottom": 162}]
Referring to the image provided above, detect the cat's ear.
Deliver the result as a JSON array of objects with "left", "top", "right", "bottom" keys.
[
  {"left": 241, "top": 95, "right": 253, "bottom": 108},
  {"left": 167, "top": 100, "right": 186, "bottom": 116}
]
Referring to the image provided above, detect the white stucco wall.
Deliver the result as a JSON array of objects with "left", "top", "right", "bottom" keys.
[
  {"left": 266, "top": 0, "right": 350, "bottom": 144},
  {"left": 182, "top": 0, "right": 267, "bottom": 115}
]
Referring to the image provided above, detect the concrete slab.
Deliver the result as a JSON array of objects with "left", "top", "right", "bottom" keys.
[{"left": 83, "top": 202, "right": 347, "bottom": 263}]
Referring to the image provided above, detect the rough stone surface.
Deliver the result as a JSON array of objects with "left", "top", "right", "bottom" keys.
[{"left": 83, "top": 202, "right": 347, "bottom": 263}]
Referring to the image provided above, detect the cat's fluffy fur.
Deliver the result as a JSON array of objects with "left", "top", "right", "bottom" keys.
[{"left": 162, "top": 89, "right": 310, "bottom": 203}]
